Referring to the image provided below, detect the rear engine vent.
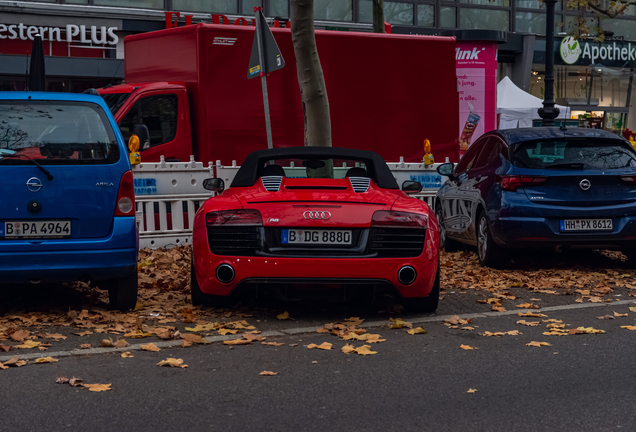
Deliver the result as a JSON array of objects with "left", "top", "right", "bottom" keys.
[
  {"left": 369, "top": 228, "right": 426, "bottom": 258},
  {"left": 261, "top": 176, "right": 283, "bottom": 192},
  {"left": 208, "top": 227, "right": 261, "bottom": 256},
  {"left": 349, "top": 177, "right": 371, "bottom": 193}
]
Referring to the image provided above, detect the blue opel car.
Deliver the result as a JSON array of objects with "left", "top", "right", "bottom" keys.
[
  {"left": 0, "top": 92, "right": 138, "bottom": 309},
  {"left": 435, "top": 127, "right": 636, "bottom": 267}
]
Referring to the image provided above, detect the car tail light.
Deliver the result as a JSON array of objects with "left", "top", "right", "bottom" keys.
[
  {"left": 114, "top": 170, "right": 135, "bottom": 216},
  {"left": 500, "top": 175, "right": 548, "bottom": 192},
  {"left": 371, "top": 211, "right": 427, "bottom": 228},
  {"left": 620, "top": 176, "right": 636, "bottom": 185},
  {"left": 206, "top": 210, "right": 263, "bottom": 226}
]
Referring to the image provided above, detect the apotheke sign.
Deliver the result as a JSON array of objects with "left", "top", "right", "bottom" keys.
[
  {"left": 559, "top": 36, "right": 636, "bottom": 65},
  {"left": 0, "top": 23, "right": 119, "bottom": 45}
]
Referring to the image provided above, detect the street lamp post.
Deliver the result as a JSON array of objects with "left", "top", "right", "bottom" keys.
[{"left": 538, "top": 0, "right": 560, "bottom": 127}]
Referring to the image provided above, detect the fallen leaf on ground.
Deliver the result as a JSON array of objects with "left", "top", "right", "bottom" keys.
[
  {"left": 467, "top": 388, "right": 477, "bottom": 393},
  {"left": 83, "top": 383, "right": 112, "bottom": 392},
  {"left": 526, "top": 341, "right": 551, "bottom": 347},
  {"left": 157, "top": 358, "right": 187, "bottom": 368},
  {"left": 597, "top": 315, "right": 615, "bottom": 320},
  {"left": 444, "top": 316, "right": 471, "bottom": 326},
  {"left": 407, "top": 327, "right": 427, "bottom": 335},
  {"left": 182, "top": 334, "right": 211, "bottom": 345},
  {"left": 481, "top": 330, "right": 521, "bottom": 337},
  {"left": 100, "top": 339, "right": 115, "bottom": 348},
  {"left": 353, "top": 345, "right": 378, "bottom": 355},
  {"left": 307, "top": 342, "right": 333, "bottom": 350},
  {"left": 389, "top": 318, "right": 413, "bottom": 329},
  {"left": 185, "top": 323, "right": 218, "bottom": 332},
  {"left": 543, "top": 319, "right": 562, "bottom": 323},
  {"left": 364, "top": 334, "right": 386, "bottom": 343},
  {"left": 491, "top": 305, "right": 506, "bottom": 312},
  {"left": 3, "top": 356, "right": 27, "bottom": 367},
  {"left": 34, "top": 357, "right": 58, "bottom": 364},
  {"left": 517, "top": 303, "right": 540, "bottom": 309},
  {"left": 121, "top": 352, "right": 134, "bottom": 358},
  {"left": 461, "top": 326, "right": 475, "bottom": 331},
  {"left": 218, "top": 329, "right": 240, "bottom": 336},
  {"left": 44, "top": 333, "right": 67, "bottom": 341},
  {"left": 620, "top": 326, "right": 636, "bottom": 330},
  {"left": 14, "top": 340, "right": 40, "bottom": 349},
  {"left": 517, "top": 320, "right": 541, "bottom": 326},
  {"left": 259, "top": 371, "right": 278, "bottom": 376},
  {"left": 518, "top": 312, "right": 547, "bottom": 318},
  {"left": 75, "top": 331, "right": 93, "bottom": 337},
  {"left": 277, "top": 311, "right": 290, "bottom": 320},
  {"left": 262, "top": 342, "right": 285, "bottom": 346},
  {"left": 546, "top": 323, "right": 565, "bottom": 329},
  {"left": 614, "top": 312, "right": 628, "bottom": 317},
  {"left": 629, "top": 307, "right": 636, "bottom": 312},
  {"left": 223, "top": 339, "right": 251, "bottom": 345},
  {"left": 79, "top": 344, "right": 92, "bottom": 349},
  {"left": 460, "top": 344, "right": 477, "bottom": 350},
  {"left": 124, "top": 330, "right": 154, "bottom": 338},
  {"left": 114, "top": 339, "right": 129, "bottom": 348},
  {"left": 575, "top": 327, "right": 605, "bottom": 334},
  {"left": 243, "top": 332, "right": 265, "bottom": 342},
  {"left": 342, "top": 344, "right": 355, "bottom": 354},
  {"left": 140, "top": 343, "right": 161, "bottom": 352},
  {"left": 10, "top": 330, "right": 30, "bottom": 342}
]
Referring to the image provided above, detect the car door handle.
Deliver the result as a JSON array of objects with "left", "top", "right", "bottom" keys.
[{"left": 475, "top": 175, "right": 482, "bottom": 181}]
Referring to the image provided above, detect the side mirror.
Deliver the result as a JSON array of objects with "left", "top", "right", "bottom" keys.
[
  {"left": 401, "top": 180, "right": 422, "bottom": 194},
  {"left": 203, "top": 178, "right": 225, "bottom": 192},
  {"left": 437, "top": 162, "right": 454, "bottom": 177},
  {"left": 133, "top": 124, "right": 150, "bottom": 150}
]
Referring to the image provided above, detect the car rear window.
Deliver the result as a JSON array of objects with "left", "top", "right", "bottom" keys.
[
  {"left": 512, "top": 139, "right": 636, "bottom": 170},
  {"left": 0, "top": 101, "right": 120, "bottom": 165},
  {"left": 262, "top": 158, "right": 373, "bottom": 180}
]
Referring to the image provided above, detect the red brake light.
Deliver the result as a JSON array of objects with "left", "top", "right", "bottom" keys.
[
  {"left": 371, "top": 211, "right": 427, "bottom": 228},
  {"left": 114, "top": 170, "right": 135, "bottom": 216},
  {"left": 206, "top": 210, "right": 263, "bottom": 226},
  {"left": 621, "top": 176, "right": 636, "bottom": 185},
  {"left": 500, "top": 175, "right": 548, "bottom": 192}
]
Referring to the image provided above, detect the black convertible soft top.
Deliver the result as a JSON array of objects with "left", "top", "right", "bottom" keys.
[{"left": 230, "top": 147, "right": 399, "bottom": 189}]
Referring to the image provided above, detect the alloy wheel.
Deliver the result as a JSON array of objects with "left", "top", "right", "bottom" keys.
[{"left": 478, "top": 216, "right": 488, "bottom": 260}]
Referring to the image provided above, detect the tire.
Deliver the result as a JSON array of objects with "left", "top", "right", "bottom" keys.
[
  {"left": 106, "top": 271, "right": 138, "bottom": 311},
  {"left": 403, "top": 260, "right": 440, "bottom": 313},
  {"left": 190, "top": 254, "right": 234, "bottom": 308},
  {"left": 435, "top": 205, "right": 461, "bottom": 252},
  {"left": 476, "top": 210, "right": 505, "bottom": 268}
]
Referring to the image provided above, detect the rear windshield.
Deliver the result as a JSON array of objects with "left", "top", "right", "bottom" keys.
[
  {"left": 512, "top": 139, "right": 636, "bottom": 170},
  {"left": 261, "top": 158, "right": 373, "bottom": 180},
  {"left": 0, "top": 101, "right": 120, "bottom": 165}
]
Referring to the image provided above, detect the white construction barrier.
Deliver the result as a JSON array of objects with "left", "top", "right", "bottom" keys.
[{"left": 134, "top": 156, "right": 446, "bottom": 249}]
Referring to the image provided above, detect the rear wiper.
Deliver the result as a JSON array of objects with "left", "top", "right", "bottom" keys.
[
  {"left": 1, "top": 154, "right": 54, "bottom": 180},
  {"left": 545, "top": 162, "right": 585, "bottom": 169}
]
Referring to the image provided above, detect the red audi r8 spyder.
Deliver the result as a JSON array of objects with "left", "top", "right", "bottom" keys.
[{"left": 191, "top": 147, "right": 440, "bottom": 311}]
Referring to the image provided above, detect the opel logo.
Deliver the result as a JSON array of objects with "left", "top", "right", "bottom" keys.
[
  {"left": 303, "top": 211, "right": 331, "bottom": 220},
  {"left": 26, "top": 177, "right": 43, "bottom": 192},
  {"left": 579, "top": 179, "right": 591, "bottom": 191}
]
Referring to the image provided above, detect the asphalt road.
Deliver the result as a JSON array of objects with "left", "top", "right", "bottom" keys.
[{"left": 2, "top": 302, "right": 636, "bottom": 432}]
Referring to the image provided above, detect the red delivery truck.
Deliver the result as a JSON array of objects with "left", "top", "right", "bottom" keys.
[{"left": 98, "top": 22, "right": 459, "bottom": 165}]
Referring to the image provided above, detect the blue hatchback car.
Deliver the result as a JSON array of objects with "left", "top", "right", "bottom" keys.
[
  {"left": 435, "top": 127, "right": 636, "bottom": 267},
  {"left": 0, "top": 92, "right": 138, "bottom": 309}
]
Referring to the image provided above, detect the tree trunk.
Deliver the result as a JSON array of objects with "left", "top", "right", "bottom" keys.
[
  {"left": 290, "top": 0, "right": 332, "bottom": 147},
  {"left": 373, "top": 0, "right": 385, "bottom": 33}
]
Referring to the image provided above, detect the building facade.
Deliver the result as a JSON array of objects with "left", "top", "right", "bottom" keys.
[{"left": 1, "top": 0, "right": 635, "bottom": 131}]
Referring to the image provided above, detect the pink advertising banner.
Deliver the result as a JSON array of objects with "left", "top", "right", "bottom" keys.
[{"left": 456, "top": 41, "right": 498, "bottom": 155}]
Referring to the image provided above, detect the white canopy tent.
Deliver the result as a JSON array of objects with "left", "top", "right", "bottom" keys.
[{"left": 497, "top": 76, "right": 571, "bottom": 129}]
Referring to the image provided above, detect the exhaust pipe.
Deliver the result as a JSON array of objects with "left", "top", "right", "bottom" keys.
[
  {"left": 397, "top": 266, "right": 417, "bottom": 286},
  {"left": 215, "top": 264, "right": 235, "bottom": 283}
]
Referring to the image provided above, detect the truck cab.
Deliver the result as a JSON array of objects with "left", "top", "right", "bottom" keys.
[{"left": 99, "top": 82, "right": 193, "bottom": 163}]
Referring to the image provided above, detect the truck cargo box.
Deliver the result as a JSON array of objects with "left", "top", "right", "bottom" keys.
[{"left": 123, "top": 23, "right": 459, "bottom": 165}]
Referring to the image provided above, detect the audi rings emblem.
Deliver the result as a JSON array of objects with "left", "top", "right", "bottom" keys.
[
  {"left": 303, "top": 211, "right": 331, "bottom": 220},
  {"left": 579, "top": 179, "right": 591, "bottom": 191}
]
